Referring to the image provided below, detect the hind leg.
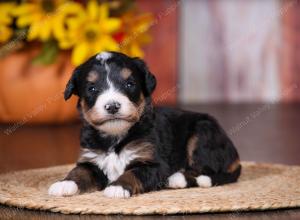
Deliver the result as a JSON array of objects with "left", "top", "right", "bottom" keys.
[
  {"left": 168, "top": 117, "right": 241, "bottom": 189},
  {"left": 187, "top": 118, "right": 241, "bottom": 187}
]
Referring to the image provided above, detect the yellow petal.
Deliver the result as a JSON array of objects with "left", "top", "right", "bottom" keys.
[
  {"left": 58, "top": 38, "right": 74, "bottom": 49},
  {"left": 0, "top": 3, "right": 16, "bottom": 24},
  {"left": 101, "top": 36, "right": 120, "bottom": 51},
  {"left": 53, "top": 2, "right": 85, "bottom": 40},
  {"left": 60, "top": 2, "right": 84, "bottom": 13},
  {"left": 130, "top": 43, "right": 144, "bottom": 57},
  {"left": 93, "top": 39, "right": 105, "bottom": 53},
  {"left": 52, "top": 17, "right": 65, "bottom": 39},
  {"left": 27, "top": 22, "right": 40, "bottom": 41},
  {"left": 102, "top": 18, "right": 121, "bottom": 33},
  {"left": 66, "top": 17, "right": 84, "bottom": 29},
  {"left": 0, "top": 14, "right": 12, "bottom": 25},
  {"left": 72, "top": 42, "right": 90, "bottom": 65},
  {"left": 87, "top": 0, "right": 99, "bottom": 21},
  {"left": 40, "top": 20, "right": 52, "bottom": 41},
  {"left": 93, "top": 46, "right": 104, "bottom": 55},
  {"left": 17, "top": 14, "right": 40, "bottom": 27},
  {"left": 99, "top": 3, "right": 109, "bottom": 20},
  {"left": 0, "top": 25, "right": 12, "bottom": 42},
  {"left": 12, "top": 4, "right": 36, "bottom": 16}
]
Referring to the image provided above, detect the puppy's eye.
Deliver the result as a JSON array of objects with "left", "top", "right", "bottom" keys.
[
  {"left": 88, "top": 86, "right": 98, "bottom": 93},
  {"left": 125, "top": 81, "right": 135, "bottom": 89}
]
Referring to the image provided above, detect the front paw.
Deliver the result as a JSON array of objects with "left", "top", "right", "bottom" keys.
[
  {"left": 103, "top": 185, "right": 130, "bottom": 198},
  {"left": 48, "top": 180, "right": 78, "bottom": 196}
]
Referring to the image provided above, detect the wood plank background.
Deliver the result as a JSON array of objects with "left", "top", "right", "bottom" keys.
[
  {"left": 179, "top": 0, "right": 300, "bottom": 103},
  {"left": 281, "top": 0, "right": 300, "bottom": 102},
  {"left": 138, "top": 0, "right": 179, "bottom": 105}
]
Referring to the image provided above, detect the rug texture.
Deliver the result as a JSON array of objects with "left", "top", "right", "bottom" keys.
[{"left": 0, "top": 162, "right": 299, "bottom": 215}]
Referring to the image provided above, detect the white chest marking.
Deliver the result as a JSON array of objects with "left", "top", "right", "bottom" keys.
[{"left": 82, "top": 149, "right": 138, "bottom": 182}]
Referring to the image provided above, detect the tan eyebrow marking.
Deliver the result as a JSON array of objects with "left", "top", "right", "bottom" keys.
[
  {"left": 87, "top": 71, "right": 99, "bottom": 82},
  {"left": 120, "top": 68, "right": 132, "bottom": 79}
]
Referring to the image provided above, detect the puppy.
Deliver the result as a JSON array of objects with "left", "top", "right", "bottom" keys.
[{"left": 48, "top": 51, "right": 241, "bottom": 198}]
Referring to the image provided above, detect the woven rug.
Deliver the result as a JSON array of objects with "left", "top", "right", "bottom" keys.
[{"left": 0, "top": 162, "right": 299, "bottom": 215}]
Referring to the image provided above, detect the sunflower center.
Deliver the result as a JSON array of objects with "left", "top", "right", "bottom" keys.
[
  {"left": 85, "top": 30, "right": 98, "bottom": 41},
  {"left": 41, "top": 0, "right": 55, "bottom": 13}
]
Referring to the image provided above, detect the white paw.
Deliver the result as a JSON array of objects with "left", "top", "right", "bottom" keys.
[
  {"left": 196, "top": 175, "right": 212, "bottom": 188},
  {"left": 48, "top": 181, "right": 78, "bottom": 196},
  {"left": 168, "top": 172, "right": 187, "bottom": 188},
  {"left": 103, "top": 185, "right": 130, "bottom": 198}
]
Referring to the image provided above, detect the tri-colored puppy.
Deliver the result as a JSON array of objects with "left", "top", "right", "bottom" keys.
[{"left": 48, "top": 51, "right": 241, "bottom": 198}]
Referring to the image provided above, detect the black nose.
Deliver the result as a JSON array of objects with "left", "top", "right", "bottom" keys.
[{"left": 104, "top": 102, "right": 121, "bottom": 114}]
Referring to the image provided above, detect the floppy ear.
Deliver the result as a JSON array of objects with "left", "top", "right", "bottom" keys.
[
  {"left": 133, "top": 58, "right": 157, "bottom": 96},
  {"left": 64, "top": 69, "right": 79, "bottom": 100}
]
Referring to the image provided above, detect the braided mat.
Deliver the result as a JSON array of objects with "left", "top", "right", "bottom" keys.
[{"left": 0, "top": 162, "right": 300, "bottom": 215}]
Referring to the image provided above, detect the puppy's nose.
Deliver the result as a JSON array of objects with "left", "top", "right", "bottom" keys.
[{"left": 104, "top": 102, "right": 121, "bottom": 114}]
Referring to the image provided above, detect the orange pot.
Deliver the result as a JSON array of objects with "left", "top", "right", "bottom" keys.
[{"left": 0, "top": 46, "right": 78, "bottom": 124}]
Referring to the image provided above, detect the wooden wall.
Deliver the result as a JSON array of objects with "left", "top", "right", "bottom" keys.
[
  {"left": 281, "top": 0, "right": 300, "bottom": 102},
  {"left": 180, "top": 0, "right": 300, "bottom": 103},
  {"left": 137, "top": 0, "right": 178, "bottom": 105}
]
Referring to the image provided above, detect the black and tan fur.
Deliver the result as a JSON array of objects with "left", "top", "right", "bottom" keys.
[{"left": 48, "top": 51, "right": 241, "bottom": 198}]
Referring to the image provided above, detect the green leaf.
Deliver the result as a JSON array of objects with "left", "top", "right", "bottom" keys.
[{"left": 32, "top": 40, "right": 59, "bottom": 66}]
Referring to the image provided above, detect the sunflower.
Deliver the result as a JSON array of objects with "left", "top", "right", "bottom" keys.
[
  {"left": 0, "top": 3, "right": 15, "bottom": 43},
  {"left": 119, "top": 12, "right": 153, "bottom": 57},
  {"left": 13, "top": 0, "right": 72, "bottom": 41},
  {"left": 9, "top": 0, "right": 151, "bottom": 65},
  {"left": 58, "top": 1, "right": 121, "bottom": 65},
  {"left": 52, "top": 2, "right": 85, "bottom": 45}
]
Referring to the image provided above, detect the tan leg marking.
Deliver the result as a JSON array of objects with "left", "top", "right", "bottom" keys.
[
  {"left": 187, "top": 135, "right": 199, "bottom": 166},
  {"left": 227, "top": 159, "right": 241, "bottom": 173}
]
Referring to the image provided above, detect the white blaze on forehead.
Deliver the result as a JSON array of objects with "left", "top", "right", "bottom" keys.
[{"left": 96, "top": 52, "right": 112, "bottom": 61}]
